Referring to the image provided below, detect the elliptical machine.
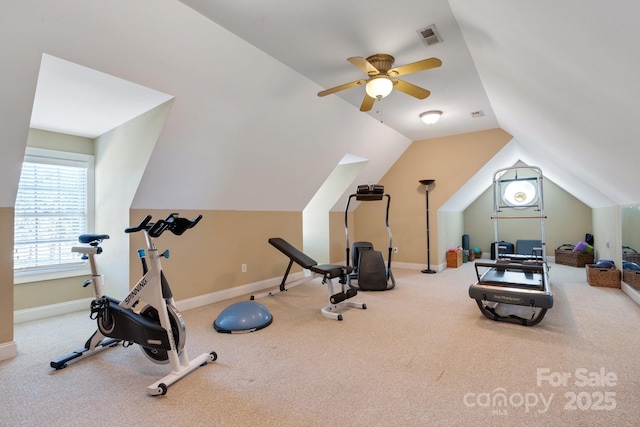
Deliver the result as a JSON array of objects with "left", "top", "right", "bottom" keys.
[
  {"left": 50, "top": 213, "right": 217, "bottom": 396},
  {"left": 345, "top": 184, "right": 396, "bottom": 291}
]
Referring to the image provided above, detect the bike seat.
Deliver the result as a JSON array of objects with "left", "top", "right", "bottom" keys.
[{"left": 78, "top": 234, "right": 110, "bottom": 244}]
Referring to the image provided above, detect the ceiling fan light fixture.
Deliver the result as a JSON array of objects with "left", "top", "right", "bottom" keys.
[
  {"left": 365, "top": 76, "right": 393, "bottom": 99},
  {"left": 420, "top": 110, "right": 442, "bottom": 124}
]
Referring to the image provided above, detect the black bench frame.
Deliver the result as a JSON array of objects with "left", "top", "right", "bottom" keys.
[{"left": 250, "top": 238, "right": 366, "bottom": 321}]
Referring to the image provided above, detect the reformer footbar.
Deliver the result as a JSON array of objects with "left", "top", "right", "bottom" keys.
[{"left": 251, "top": 237, "right": 366, "bottom": 321}]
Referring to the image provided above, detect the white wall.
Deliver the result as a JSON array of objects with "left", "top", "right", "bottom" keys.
[
  {"left": 592, "top": 206, "right": 622, "bottom": 265},
  {"left": 304, "top": 159, "right": 367, "bottom": 263},
  {"left": 437, "top": 211, "right": 464, "bottom": 269},
  {"left": 94, "top": 102, "right": 172, "bottom": 296}
]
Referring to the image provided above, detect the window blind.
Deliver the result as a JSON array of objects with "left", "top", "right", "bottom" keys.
[{"left": 14, "top": 160, "right": 88, "bottom": 273}]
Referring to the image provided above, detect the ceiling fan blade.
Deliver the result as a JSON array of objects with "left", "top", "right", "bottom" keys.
[
  {"left": 317, "top": 79, "right": 366, "bottom": 97},
  {"left": 388, "top": 57, "right": 442, "bottom": 77},
  {"left": 348, "top": 57, "right": 379, "bottom": 75},
  {"left": 360, "top": 94, "right": 375, "bottom": 112},
  {"left": 393, "top": 79, "right": 431, "bottom": 99}
]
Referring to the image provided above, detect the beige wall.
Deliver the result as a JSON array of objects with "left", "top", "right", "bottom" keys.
[
  {"left": 6, "top": 127, "right": 609, "bottom": 311},
  {"left": 16, "top": 208, "right": 302, "bottom": 311},
  {"left": 14, "top": 277, "right": 93, "bottom": 311},
  {"left": 353, "top": 128, "right": 512, "bottom": 266},
  {"left": 464, "top": 174, "right": 593, "bottom": 255},
  {"left": 129, "top": 209, "right": 302, "bottom": 301},
  {"left": 3, "top": 126, "right": 629, "bottom": 359}
]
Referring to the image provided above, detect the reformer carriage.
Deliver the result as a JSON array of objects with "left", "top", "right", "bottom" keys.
[{"left": 468, "top": 165, "right": 553, "bottom": 326}]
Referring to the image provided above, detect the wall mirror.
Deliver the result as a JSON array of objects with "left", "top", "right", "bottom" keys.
[{"left": 621, "top": 206, "right": 640, "bottom": 297}]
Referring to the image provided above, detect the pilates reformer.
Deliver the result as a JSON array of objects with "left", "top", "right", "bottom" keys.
[
  {"left": 468, "top": 165, "right": 553, "bottom": 326},
  {"left": 250, "top": 237, "right": 366, "bottom": 321}
]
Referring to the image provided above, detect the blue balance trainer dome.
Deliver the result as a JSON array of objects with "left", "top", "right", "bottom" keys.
[{"left": 213, "top": 301, "right": 273, "bottom": 333}]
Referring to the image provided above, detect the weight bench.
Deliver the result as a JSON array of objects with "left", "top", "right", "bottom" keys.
[{"left": 250, "top": 237, "right": 366, "bottom": 321}]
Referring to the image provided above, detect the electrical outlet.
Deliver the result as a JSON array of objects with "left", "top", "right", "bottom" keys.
[
  {"left": 393, "top": 247, "right": 399, "bottom": 254},
  {"left": 241, "top": 263, "right": 247, "bottom": 273}
]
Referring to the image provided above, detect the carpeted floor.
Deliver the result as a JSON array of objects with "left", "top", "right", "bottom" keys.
[{"left": 2, "top": 263, "right": 639, "bottom": 426}]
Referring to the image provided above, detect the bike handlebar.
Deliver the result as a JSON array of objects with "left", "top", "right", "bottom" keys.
[
  {"left": 125, "top": 213, "right": 202, "bottom": 238},
  {"left": 124, "top": 215, "right": 153, "bottom": 234}
]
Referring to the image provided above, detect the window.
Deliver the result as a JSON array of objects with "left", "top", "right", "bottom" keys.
[{"left": 14, "top": 147, "right": 94, "bottom": 280}]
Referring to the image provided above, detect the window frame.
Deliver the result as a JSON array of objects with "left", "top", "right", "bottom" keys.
[{"left": 14, "top": 147, "right": 95, "bottom": 283}]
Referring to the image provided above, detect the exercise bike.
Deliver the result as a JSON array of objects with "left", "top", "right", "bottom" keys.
[{"left": 50, "top": 213, "right": 217, "bottom": 396}]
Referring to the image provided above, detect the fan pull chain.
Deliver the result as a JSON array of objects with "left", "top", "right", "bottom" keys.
[{"left": 376, "top": 100, "right": 384, "bottom": 123}]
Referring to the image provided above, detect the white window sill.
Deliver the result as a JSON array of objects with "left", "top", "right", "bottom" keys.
[{"left": 14, "top": 267, "right": 91, "bottom": 284}]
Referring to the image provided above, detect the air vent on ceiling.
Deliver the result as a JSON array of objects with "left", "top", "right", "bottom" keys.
[
  {"left": 470, "top": 110, "right": 485, "bottom": 118},
  {"left": 417, "top": 24, "right": 442, "bottom": 47}
]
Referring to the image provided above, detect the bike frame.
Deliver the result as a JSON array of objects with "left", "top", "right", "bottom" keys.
[{"left": 58, "top": 214, "right": 215, "bottom": 395}]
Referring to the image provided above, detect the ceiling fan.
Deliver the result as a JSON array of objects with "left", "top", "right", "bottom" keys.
[{"left": 317, "top": 53, "right": 442, "bottom": 112}]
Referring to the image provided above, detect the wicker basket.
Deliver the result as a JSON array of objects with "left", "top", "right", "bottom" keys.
[
  {"left": 622, "top": 252, "right": 640, "bottom": 264},
  {"left": 555, "top": 249, "right": 594, "bottom": 267},
  {"left": 585, "top": 264, "right": 621, "bottom": 288},
  {"left": 623, "top": 269, "right": 640, "bottom": 290}
]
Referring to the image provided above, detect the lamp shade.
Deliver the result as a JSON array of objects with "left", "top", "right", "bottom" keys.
[
  {"left": 365, "top": 76, "right": 393, "bottom": 99},
  {"left": 420, "top": 110, "right": 442, "bottom": 124}
]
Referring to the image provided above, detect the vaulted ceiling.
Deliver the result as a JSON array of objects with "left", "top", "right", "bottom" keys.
[
  {"left": 178, "top": 0, "right": 640, "bottom": 208},
  {"left": 5, "top": 1, "right": 640, "bottom": 211}
]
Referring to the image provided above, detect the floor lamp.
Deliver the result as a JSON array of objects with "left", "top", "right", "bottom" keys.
[{"left": 419, "top": 179, "right": 436, "bottom": 274}]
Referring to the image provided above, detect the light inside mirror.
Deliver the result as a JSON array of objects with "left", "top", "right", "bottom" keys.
[{"left": 502, "top": 180, "right": 538, "bottom": 207}]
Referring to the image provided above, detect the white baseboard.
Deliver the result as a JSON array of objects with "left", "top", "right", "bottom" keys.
[
  {"left": 0, "top": 340, "right": 17, "bottom": 362},
  {"left": 12, "top": 273, "right": 307, "bottom": 324},
  {"left": 19, "top": 258, "right": 527, "bottom": 324},
  {"left": 175, "top": 272, "right": 305, "bottom": 312},
  {"left": 14, "top": 298, "right": 93, "bottom": 324}
]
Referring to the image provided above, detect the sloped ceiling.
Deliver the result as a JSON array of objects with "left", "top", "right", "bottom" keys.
[
  {"left": 6, "top": 0, "right": 640, "bottom": 211},
  {"left": 178, "top": 0, "right": 640, "bottom": 208},
  {"left": 450, "top": 0, "right": 640, "bottom": 208},
  {"left": 441, "top": 139, "right": 615, "bottom": 211},
  {"left": 178, "top": 0, "right": 499, "bottom": 142},
  {"left": 31, "top": 54, "right": 174, "bottom": 139},
  {"left": 2, "top": 1, "right": 411, "bottom": 212}
]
